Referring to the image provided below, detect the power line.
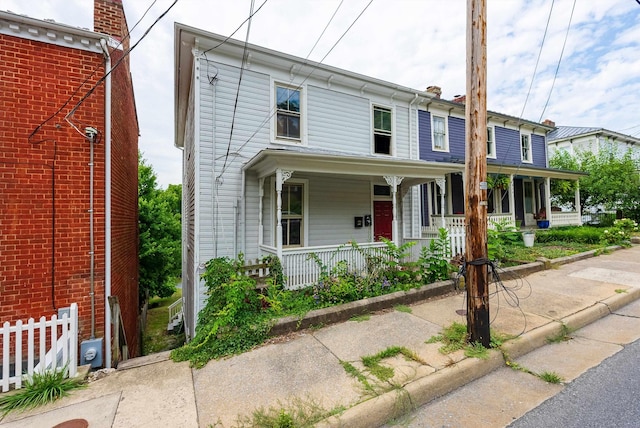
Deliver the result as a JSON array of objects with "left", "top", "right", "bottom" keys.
[
  {"left": 538, "top": 0, "right": 577, "bottom": 122},
  {"left": 216, "top": 0, "right": 374, "bottom": 179},
  {"left": 29, "top": 0, "right": 162, "bottom": 143}
]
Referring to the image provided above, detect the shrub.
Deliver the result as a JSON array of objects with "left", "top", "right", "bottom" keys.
[{"left": 601, "top": 218, "right": 638, "bottom": 246}]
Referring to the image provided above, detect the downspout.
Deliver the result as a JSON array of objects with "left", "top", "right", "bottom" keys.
[
  {"left": 89, "top": 130, "right": 96, "bottom": 339},
  {"left": 100, "top": 38, "right": 113, "bottom": 369}
]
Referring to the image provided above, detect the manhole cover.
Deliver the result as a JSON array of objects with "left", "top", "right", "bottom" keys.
[{"left": 52, "top": 419, "right": 89, "bottom": 428}]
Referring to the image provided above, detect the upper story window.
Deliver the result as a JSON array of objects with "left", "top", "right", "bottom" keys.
[
  {"left": 276, "top": 85, "right": 301, "bottom": 141},
  {"left": 373, "top": 106, "right": 392, "bottom": 155},
  {"left": 432, "top": 115, "right": 448, "bottom": 151},
  {"left": 487, "top": 126, "right": 496, "bottom": 158},
  {"left": 521, "top": 133, "right": 532, "bottom": 163}
]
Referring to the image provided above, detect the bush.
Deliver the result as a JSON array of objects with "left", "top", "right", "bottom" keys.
[
  {"left": 601, "top": 218, "right": 638, "bottom": 246},
  {"left": 535, "top": 226, "right": 602, "bottom": 244}
]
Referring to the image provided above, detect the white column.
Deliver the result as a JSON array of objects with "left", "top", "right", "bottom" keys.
[
  {"left": 258, "top": 178, "right": 264, "bottom": 246},
  {"left": 384, "top": 175, "right": 404, "bottom": 245},
  {"left": 275, "top": 169, "right": 293, "bottom": 259},
  {"left": 509, "top": 174, "right": 516, "bottom": 227},
  {"left": 545, "top": 177, "right": 552, "bottom": 227},
  {"left": 575, "top": 180, "right": 582, "bottom": 225},
  {"left": 435, "top": 177, "right": 446, "bottom": 228}
]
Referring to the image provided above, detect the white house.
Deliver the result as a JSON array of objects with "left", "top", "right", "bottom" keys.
[
  {"left": 174, "top": 23, "right": 583, "bottom": 338},
  {"left": 548, "top": 125, "right": 640, "bottom": 161}
]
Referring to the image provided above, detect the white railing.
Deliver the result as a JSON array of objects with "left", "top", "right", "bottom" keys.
[
  {"left": 423, "top": 214, "right": 516, "bottom": 235},
  {"left": 406, "top": 226, "right": 466, "bottom": 260},
  {"left": 1, "top": 303, "right": 78, "bottom": 392},
  {"left": 551, "top": 211, "right": 581, "bottom": 226},
  {"left": 261, "top": 242, "right": 388, "bottom": 289},
  {"left": 167, "top": 298, "right": 184, "bottom": 331}
]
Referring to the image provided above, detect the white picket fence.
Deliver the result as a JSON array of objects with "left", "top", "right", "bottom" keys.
[{"left": 1, "top": 303, "right": 78, "bottom": 392}]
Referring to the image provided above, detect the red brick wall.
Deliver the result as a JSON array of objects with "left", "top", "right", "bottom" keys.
[
  {"left": 0, "top": 35, "right": 107, "bottom": 344},
  {"left": 1, "top": 2, "right": 140, "bottom": 361}
]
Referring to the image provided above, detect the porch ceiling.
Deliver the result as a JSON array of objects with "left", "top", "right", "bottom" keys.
[
  {"left": 486, "top": 163, "right": 587, "bottom": 180},
  {"left": 243, "top": 148, "right": 465, "bottom": 187}
]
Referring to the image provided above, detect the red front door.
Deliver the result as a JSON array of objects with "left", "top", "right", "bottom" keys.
[{"left": 373, "top": 201, "right": 393, "bottom": 241}]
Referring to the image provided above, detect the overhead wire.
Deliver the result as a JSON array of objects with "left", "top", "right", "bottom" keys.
[
  {"left": 29, "top": 0, "right": 162, "bottom": 143},
  {"left": 216, "top": 0, "right": 374, "bottom": 180}
]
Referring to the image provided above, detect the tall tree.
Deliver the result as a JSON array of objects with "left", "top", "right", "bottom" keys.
[
  {"left": 550, "top": 145, "right": 640, "bottom": 220},
  {"left": 138, "top": 153, "right": 182, "bottom": 302}
]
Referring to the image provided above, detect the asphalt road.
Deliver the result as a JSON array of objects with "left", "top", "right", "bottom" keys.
[{"left": 509, "top": 337, "right": 640, "bottom": 428}]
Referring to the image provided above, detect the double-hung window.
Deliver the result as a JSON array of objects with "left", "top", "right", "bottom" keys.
[
  {"left": 276, "top": 85, "right": 301, "bottom": 141},
  {"left": 521, "top": 133, "right": 532, "bottom": 163},
  {"left": 487, "top": 126, "right": 496, "bottom": 158},
  {"left": 373, "top": 106, "right": 392, "bottom": 155},
  {"left": 432, "top": 115, "right": 447, "bottom": 151},
  {"left": 281, "top": 183, "right": 303, "bottom": 246}
]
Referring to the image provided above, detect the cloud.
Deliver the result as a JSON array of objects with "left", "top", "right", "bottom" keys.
[{"left": 4, "top": 0, "right": 640, "bottom": 186}]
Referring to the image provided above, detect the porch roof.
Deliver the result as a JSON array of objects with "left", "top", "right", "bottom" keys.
[
  {"left": 485, "top": 163, "right": 587, "bottom": 180},
  {"left": 242, "top": 147, "right": 464, "bottom": 187}
]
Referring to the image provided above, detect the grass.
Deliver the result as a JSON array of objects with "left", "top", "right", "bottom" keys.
[
  {"left": 350, "top": 314, "right": 371, "bottom": 322},
  {"left": 504, "top": 241, "right": 601, "bottom": 264},
  {"left": 0, "top": 368, "right": 86, "bottom": 415},
  {"left": 232, "top": 396, "right": 344, "bottom": 428},
  {"left": 539, "top": 371, "right": 563, "bottom": 384},
  {"left": 546, "top": 323, "right": 574, "bottom": 344},
  {"left": 143, "top": 288, "right": 185, "bottom": 355},
  {"left": 394, "top": 305, "right": 412, "bottom": 313}
]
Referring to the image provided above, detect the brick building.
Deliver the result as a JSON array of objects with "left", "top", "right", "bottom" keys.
[{"left": 0, "top": 0, "right": 139, "bottom": 367}]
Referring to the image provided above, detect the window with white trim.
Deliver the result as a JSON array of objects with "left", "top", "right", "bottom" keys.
[
  {"left": 281, "top": 183, "right": 303, "bottom": 246},
  {"left": 487, "top": 126, "right": 496, "bottom": 158},
  {"left": 432, "top": 115, "right": 447, "bottom": 151},
  {"left": 521, "top": 133, "right": 532, "bottom": 163},
  {"left": 275, "top": 85, "right": 301, "bottom": 141},
  {"left": 373, "top": 106, "right": 392, "bottom": 155}
]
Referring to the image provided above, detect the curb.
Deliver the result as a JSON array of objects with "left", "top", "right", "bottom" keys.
[{"left": 316, "top": 249, "right": 640, "bottom": 428}]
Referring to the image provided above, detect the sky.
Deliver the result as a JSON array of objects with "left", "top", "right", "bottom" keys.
[{"left": 4, "top": 0, "right": 640, "bottom": 188}]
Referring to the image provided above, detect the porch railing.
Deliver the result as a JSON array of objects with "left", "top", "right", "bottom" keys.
[
  {"left": 423, "top": 214, "right": 516, "bottom": 235},
  {"left": 1, "top": 303, "right": 78, "bottom": 392},
  {"left": 261, "top": 242, "right": 388, "bottom": 289},
  {"left": 550, "top": 211, "right": 581, "bottom": 226},
  {"left": 405, "top": 226, "right": 466, "bottom": 260}
]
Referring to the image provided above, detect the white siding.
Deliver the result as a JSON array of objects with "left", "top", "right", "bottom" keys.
[
  {"left": 307, "top": 85, "right": 370, "bottom": 153},
  {"left": 307, "top": 175, "right": 372, "bottom": 246},
  {"left": 395, "top": 105, "right": 410, "bottom": 158}
]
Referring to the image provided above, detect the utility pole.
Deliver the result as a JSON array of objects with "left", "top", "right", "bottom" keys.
[{"left": 465, "top": 0, "right": 490, "bottom": 347}]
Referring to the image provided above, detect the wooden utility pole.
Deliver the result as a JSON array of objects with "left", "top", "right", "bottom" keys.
[{"left": 465, "top": 0, "right": 490, "bottom": 347}]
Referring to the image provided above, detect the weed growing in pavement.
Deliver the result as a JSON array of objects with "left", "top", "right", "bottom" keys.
[
  {"left": 233, "top": 396, "right": 344, "bottom": 428},
  {"left": 394, "top": 304, "right": 412, "bottom": 313},
  {"left": 350, "top": 314, "right": 371, "bottom": 322},
  {"left": 427, "top": 322, "right": 512, "bottom": 359},
  {"left": 464, "top": 342, "right": 490, "bottom": 359},
  {"left": 615, "top": 289, "right": 627, "bottom": 294},
  {"left": 538, "top": 371, "right": 564, "bottom": 384},
  {"left": 546, "top": 323, "right": 574, "bottom": 343},
  {"left": 0, "top": 366, "right": 86, "bottom": 415}
]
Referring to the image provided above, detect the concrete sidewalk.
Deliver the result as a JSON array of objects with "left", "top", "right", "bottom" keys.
[{"left": 2, "top": 245, "right": 640, "bottom": 428}]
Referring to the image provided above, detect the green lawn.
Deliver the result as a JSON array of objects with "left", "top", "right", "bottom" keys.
[{"left": 142, "top": 288, "right": 185, "bottom": 355}]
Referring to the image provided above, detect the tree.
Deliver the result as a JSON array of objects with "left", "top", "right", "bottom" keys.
[
  {"left": 549, "top": 146, "right": 640, "bottom": 220},
  {"left": 138, "top": 153, "right": 182, "bottom": 303}
]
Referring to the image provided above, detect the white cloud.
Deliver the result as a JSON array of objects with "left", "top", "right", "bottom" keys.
[{"left": 4, "top": 0, "right": 640, "bottom": 186}]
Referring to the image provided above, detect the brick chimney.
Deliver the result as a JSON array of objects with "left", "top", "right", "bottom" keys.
[
  {"left": 542, "top": 119, "right": 556, "bottom": 128},
  {"left": 452, "top": 94, "right": 466, "bottom": 104},
  {"left": 94, "top": 0, "right": 129, "bottom": 51},
  {"left": 426, "top": 85, "right": 442, "bottom": 99}
]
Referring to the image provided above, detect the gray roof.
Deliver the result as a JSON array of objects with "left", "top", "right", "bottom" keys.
[{"left": 548, "top": 126, "right": 640, "bottom": 144}]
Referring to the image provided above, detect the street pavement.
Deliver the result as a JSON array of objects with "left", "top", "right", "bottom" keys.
[{"left": 1, "top": 245, "right": 639, "bottom": 428}]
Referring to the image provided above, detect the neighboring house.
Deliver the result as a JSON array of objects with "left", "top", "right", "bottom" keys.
[
  {"left": 174, "top": 24, "right": 582, "bottom": 338},
  {"left": 547, "top": 125, "right": 640, "bottom": 161},
  {"left": 0, "top": 0, "right": 139, "bottom": 367}
]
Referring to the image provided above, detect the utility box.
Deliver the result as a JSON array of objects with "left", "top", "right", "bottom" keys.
[{"left": 80, "top": 338, "right": 104, "bottom": 368}]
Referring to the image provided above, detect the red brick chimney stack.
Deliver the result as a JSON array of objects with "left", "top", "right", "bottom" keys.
[
  {"left": 542, "top": 119, "right": 556, "bottom": 127},
  {"left": 94, "top": 0, "right": 129, "bottom": 52},
  {"left": 452, "top": 94, "right": 466, "bottom": 104}
]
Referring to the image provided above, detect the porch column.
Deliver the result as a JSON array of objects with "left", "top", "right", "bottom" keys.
[
  {"left": 258, "top": 178, "right": 264, "bottom": 246},
  {"left": 384, "top": 175, "right": 404, "bottom": 245},
  {"left": 508, "top": 174, "right": 516, "bottom": 227},
  {"left": 575, "top": 180, "right": 582, "bottom": 225},
  {"left": 435, "top": 177, "right": 446, "bottom": 228},
  {"left": 275, "top": 169, "right": 293, "bottom": 259},
  {"left": 545, "top": 177, "right": 552, "bottom": 227}
]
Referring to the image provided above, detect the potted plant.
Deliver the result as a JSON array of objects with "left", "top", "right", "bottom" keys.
[
  {"left": 534, "top": 207, "right": 549, "bottom": 228},
  {"left": 487, "top": 174, "right": 510, "bottom": 190}
]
